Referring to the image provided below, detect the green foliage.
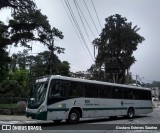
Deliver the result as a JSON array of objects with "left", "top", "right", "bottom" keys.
[
  {"left": 0, "top": 0, "right": 36, "bottom": 10},
  {"left": 145, "top": 81, "right": 160, "bottom": 88},
  {"left": 0, "top": 21, "right": 12, "bottom": 46},
  {"left": 0, "top": 0, "right": 15, "bottom": 10},
  {"left": 9, "top": 69, "right": 29, "bottom": 97},
  {"left": 1, "top": 0, "right": 64, "bottom": 55},
  {"left": 0, "top": 103, "right": 17, "bottom": 109},
  {"left": 58, "top": 61, "right": 70, "bottom": 76},
  {"left": 0, "top": 0, "right": 68, "bottom": 98},
  {"left": 8, "top": 5, "right": 64, "bottom": 53},
  {"left": 10, "top": 50, "right": 71, "bottom": 78},
  {"left": 29, "top": 51, "right": 70, "bottom": 78},
  {"left": 0, "top": 69, "right": 29, "bottom": 97},
  {"left": 0, "top": 21, "right": 12, "bottom": 82},
  {"left": 9, "top": 70, "right": 29, "bottom": 89},
  {"left": 0, "top": 80, "right": 22, "bottom": 97},
  {"left": 87, "top": 64, "right": 104, "bottom": 81},
  {"left": 91, "top": 14, "right": 145, "bottom": 83}
]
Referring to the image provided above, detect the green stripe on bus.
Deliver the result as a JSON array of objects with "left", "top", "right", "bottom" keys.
[
  {"left": 47, "top": 107, "right": 152, "bottom": 112},
  {"left": 83, "top": 107, "right": 127, "bottom": 111},
  {"left": 82, "top": 107, "right": 152, "bottom": 111},
  {"left": 135, "top": 107, "right": 152, "bottom": 109},
  {"left": 47, "top": 108, "right": 69, "bottom": 111}
]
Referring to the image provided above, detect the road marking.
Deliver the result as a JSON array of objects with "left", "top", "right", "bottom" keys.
[{"left": 0, "top": 121, "right": 20, "bottom": 124}]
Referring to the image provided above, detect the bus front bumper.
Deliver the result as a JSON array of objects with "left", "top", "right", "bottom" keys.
[{"left": 26, "top": 111, "right": 47, "bottom": 120}]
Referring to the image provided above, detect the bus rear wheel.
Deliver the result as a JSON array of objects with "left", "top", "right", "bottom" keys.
[
  {"left": 67, "top": 109, "right": 80, "bottom": 124},
  {"left": 127, "top": 108, "right": 134, "bottom": 119}
]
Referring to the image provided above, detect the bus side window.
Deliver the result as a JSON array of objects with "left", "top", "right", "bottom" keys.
[
  {"left": 148, "top": 91, "right": 152, "bottom": 100},
  {"left": 106, "top": 86, "right": 112, "bottom": 98},
  {"left": 58, "top": 84, "right": 66, "bottom": 97},
  {"left": 99, "top": 86, "right": 105, "bottom": 98},
  {"left": 49, "top": 80, "right": 67, "bottom": 98},
  {"left": 85, "top": 83, "right": 98, "bottom": 98},
  {"left": 112, "top": 87, "right": 122, "bottom": 99},
  {"left": 123, "top": 88, "right": 133, "bottom": 99},
  {"left": 133, "top": 89, "right": 141, "bottom": 100},
  {"left": 142, "top": 90, "right": 150, "bottom": 100},
  {"left": 51, "top": 84, "right": 61, "bottom": 97},
  {"left": 69, "top": 82, "right": 78, "bottom": 97}
]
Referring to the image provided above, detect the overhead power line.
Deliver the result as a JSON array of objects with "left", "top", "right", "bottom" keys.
[
  {"left": 64, "top": 0, "right": 94, "bottom": 62},
  {"left": 74, "top": 0, "right": 96, "bottom": 39},
  {"left": 61, "top": 0, "right": 95, "bottom": 65},
  {"left": 61, "top": 0, "right": 84, "bottom": 46},
  {"left": 59, "top": 54, "right": 88, "bottom": 69},
  {"left": 83, "top": 0, "right": 99, "bottom": 35},
  {"left": 90, "top": 0, "right": 103, "bottom": 30},
  {"left": 59, "top": 55, "right": 87, "bottom": 70},
  {"left": 73, "top": 0, "right": 91, "bottom": 43},
  {"left": 27, "top": 43, "right": 89, "bottom": 71}
]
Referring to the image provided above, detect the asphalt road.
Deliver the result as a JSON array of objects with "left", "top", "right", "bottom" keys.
[{"left": 0, "top": 108, "right": 160, "bottom": 133}]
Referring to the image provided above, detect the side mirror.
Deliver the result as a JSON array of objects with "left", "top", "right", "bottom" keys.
[{"left": 30, "top": 98, "right": 35, "bottom": 101}]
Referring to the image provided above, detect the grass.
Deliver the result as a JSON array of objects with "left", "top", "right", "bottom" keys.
[{"left": 0, "top": 104, "right": 17, "bottom": 109}]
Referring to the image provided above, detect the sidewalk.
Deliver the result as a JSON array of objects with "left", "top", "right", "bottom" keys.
[{"left": 0, "top": 115, "right": 31, "bottom": 121}]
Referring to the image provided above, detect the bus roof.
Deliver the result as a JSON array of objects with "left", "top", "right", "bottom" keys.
[{"left": 45, "top": 75, "right": 150, "bottom": 91}]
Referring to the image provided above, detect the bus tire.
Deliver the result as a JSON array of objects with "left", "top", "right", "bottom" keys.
[
  {"left": 68, "top": 109, "right": 80, "bottom": 124},
  {"left": 127, "top": 108, "right": 134, "bottom": 119}
]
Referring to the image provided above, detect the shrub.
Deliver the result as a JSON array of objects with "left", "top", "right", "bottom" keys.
[{"left": 16, "top": 101, "right": 26, "bottom": 113}]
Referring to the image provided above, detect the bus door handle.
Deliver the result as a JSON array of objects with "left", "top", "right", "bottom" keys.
[{"left": 121, "top": 101, "right": 124, "bottom": 106}]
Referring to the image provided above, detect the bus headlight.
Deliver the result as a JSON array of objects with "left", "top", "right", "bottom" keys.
[{"left": 38, "top": 106, "right": 44, "bottom": 113}]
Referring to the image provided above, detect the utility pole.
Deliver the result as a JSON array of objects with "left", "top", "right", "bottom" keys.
[{"left": 136, "top": 75, "right": 138, "bottom": 86}]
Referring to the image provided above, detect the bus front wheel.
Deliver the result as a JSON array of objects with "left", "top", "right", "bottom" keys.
[
  {"left": 127, "top": 108, "right": 134, "bottom": 119},
  {"left": 67, "top": 109, "right": 80, "bottom": 124}
]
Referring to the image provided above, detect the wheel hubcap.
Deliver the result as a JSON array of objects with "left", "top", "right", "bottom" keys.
[
  {"left": 70, "top": 113, "right": 77, "bottom": 121},
  {"left": 129, "top": 111, "right": 133, "bottom": 117}
]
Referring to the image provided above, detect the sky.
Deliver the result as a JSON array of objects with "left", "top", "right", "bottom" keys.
[{"left": 0, "top": 0, "right": 160, "bottom": 83}]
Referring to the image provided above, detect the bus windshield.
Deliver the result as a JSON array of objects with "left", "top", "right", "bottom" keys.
[{"left": 28, "top": 81, "right": 48, "bottom": 109}]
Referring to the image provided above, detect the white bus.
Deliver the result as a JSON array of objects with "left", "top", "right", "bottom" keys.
[{"left": 26, "top": 75, "right": 152, "bottom": 123}]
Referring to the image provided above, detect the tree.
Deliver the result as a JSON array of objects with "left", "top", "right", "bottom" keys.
[
  {"left": 0, "top": 0, "right": 37, "bottom": 47},
  {"left": 11, "top": 50, "right": 71, "bottom": 78},
  {"left": 0, "top": 0, "right": 17, "bottom": 9},
  {"left": 8, "top": 69, "right": 29, "bottom": 97},
  {"left": 29, "top": 51, "right": 70, "bottom": 78},
  {"left": 0, "top": 0, "right": 64, "bottom": 55},
  {"left": 0, "top": 21, "right": 11, "bottom": 82},
  {"left": 58, "top": 61, "right": 70, "bottom": 76},
  {"left": 0, "top": 0, "right": 35, "bottom": 10},
  {"left": 87, "top": 64, "right": 104, "bottom": 81},
  {"left": 0, "top": 80, "right": 22, "bottom": 97},
  {"left": 0, "top": 0, "right": 66, "bottom": 97},
  {"left": 0, "top": 0, "right": 65, "bottom": 79},
  {"left": 92, "top": 14, "right": 145, "bottom": 83},
  {"left": 6, "top": 0, "right": 64, "bottom": 74}
]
